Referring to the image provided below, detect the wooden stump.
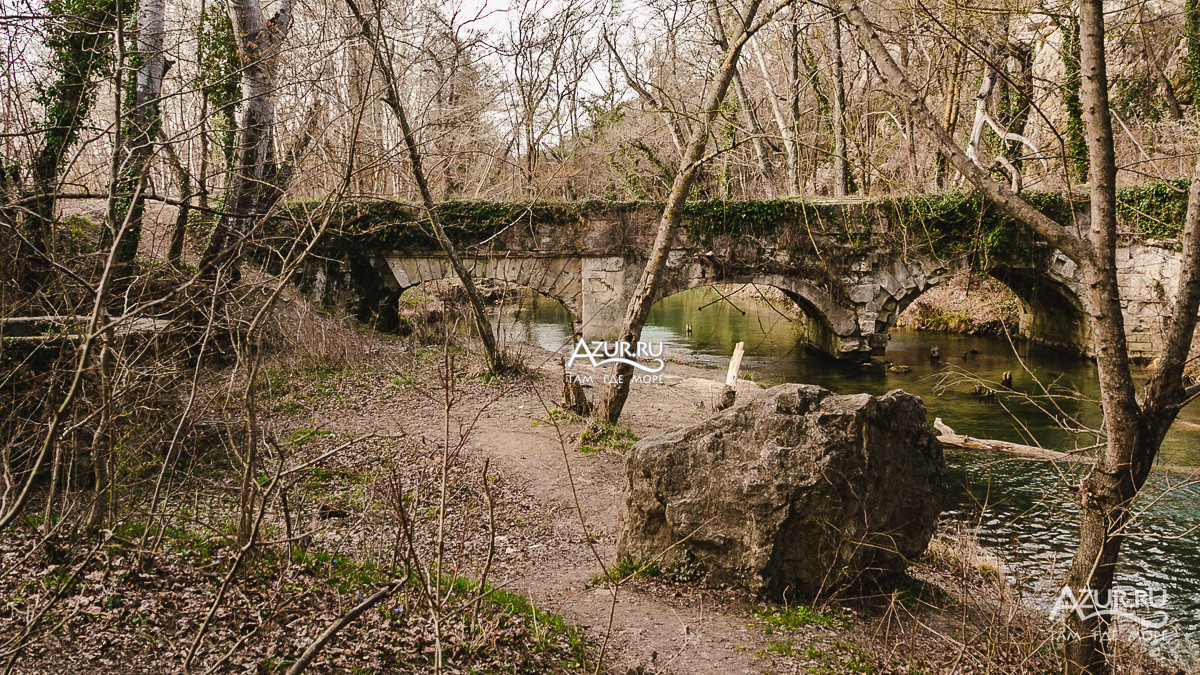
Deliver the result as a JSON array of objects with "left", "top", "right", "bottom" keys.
[
  {"left": 715, "top": 341, "right": 745, "bottom": 411},
  {"left": 562, "top": 366, "right": 593, "bottom": 416}
]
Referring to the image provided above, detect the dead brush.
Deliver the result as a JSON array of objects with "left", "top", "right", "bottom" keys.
[{"left": 856, "top": 524, "right": 1061, "bottom": 673}]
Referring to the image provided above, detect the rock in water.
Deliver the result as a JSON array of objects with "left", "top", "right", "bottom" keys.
[{"left": 617, "top": 383, "right": 945, "bottom": 598}]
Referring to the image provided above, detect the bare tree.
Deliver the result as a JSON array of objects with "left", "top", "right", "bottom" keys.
[
  {"left": 21, "top": 0, "right": 118, "bottom": 256},
  {"left": 199, "top": 0, "right": 297, "bottom": 273},
  {"left": 600, "top": 0, "right": 793, "bottom": 423},
  {"left": 343, "top": 0, "right": 503, "bottom": 372},
  {"left": 836, "top": 0, "right": 1200, "bottom": 670},
  {"left": 707, "top": 0, "right": 775, "bottom": 193},
  {"left": 109, "top": 0, "right": 167, "bottom": 265}
]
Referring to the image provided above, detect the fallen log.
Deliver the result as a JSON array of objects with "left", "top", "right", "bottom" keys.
[
  {"left": 933, "top": 418, "right": 1081, "bottom": 462},
  {"left": 934, "top": 418, "right": 1198, "bottom": 475},
  {"left": 1, "top": 315, "right": 170, "bottom": 341}
]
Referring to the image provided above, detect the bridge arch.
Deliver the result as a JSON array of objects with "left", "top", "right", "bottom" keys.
[
  {"left": 385, "top": 255, "right": 585, "bottom": 331},
  {"left": 654, "top": 266, "right": 864, "bottom": 357},
  {"left": 987, "top": 265, "right": 1092, "bottom": 354},
  {"left": 884, "top": 257, "right": 1093, "bottom": 356}
]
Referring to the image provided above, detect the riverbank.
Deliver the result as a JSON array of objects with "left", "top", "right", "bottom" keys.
[{"left": 234, "top": 311, "right": 1177, "bottom": 673}]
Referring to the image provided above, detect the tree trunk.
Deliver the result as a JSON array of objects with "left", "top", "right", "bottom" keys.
[
  {"left": 1139, "top": 27, "right": 1182, "bottom": 120},
  {"left": 25, "top": 0, "right": 118, "bottom": 255},
  {"left": 1005, "top": 42, "right": 1034, "bottom": 169},
  {"left": 751, "top": 37, "right": 798, "bottom": 195},
  {"left": 600, "top": 0, "right": 780, "bottom": 424},
  {"left": 787, "top": 15, "right": 802, "bottom": 194},
  {"left": 1187, "top": 0, "right": 1200, "bottom": 109},
  {"left": 708, "top": 0, "right": 775, "bottom": 194},
  {"left": 935, "top": 47, "right": 965, "bottom": 189},
  {"left": 831, "top": 15, "right": 851, "bottom": 196},
  {"left": 197, "top": 0, "right": 210, "bottom": 216},
  {"left": 1062, "top": 14, "right": 1088, "bottom": 183},
  {"left": 1062, "top": 1, "right": 1146, "bottom": 670},
  {"left": 199, "top": 0, "right": 295, "bottom": 272},
  {"left": 966, "top": 44, "right": 1002, "bottom": 170},
  {"left": 110, "top": 0, "right": 167, "bottom": 266},
  {"left": 160, "top": 134, "right": 192, "bottom": 264}
]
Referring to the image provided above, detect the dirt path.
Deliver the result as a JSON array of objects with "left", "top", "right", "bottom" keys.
[
  {"left": 325, "top": 353, "right": 784, "bottom": 673},
  {"left": 465, "top": 371, "right": 774, "bottom": 674}
]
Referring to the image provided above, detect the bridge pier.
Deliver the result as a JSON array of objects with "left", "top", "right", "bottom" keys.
[{"left": 579, "top": 257, "right": 630, "bottom": 340}]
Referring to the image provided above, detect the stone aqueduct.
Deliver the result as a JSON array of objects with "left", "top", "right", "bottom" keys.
[{"left": 292, "top": 200, "right": 1181, "bottom": 361}]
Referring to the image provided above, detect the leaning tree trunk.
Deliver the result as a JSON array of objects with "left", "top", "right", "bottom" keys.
[
  {"left": 343, "top": 0, "right": 501, "bottom": 372},
  {"left": 199, "top": 0, "right": 295, "bottom": 273},
  {"left": 708, "top": 0, "right": 775, "bottom": 194},
  {"left": 160, "top": 134, "right": 192, "bottom": 264},
  {"left": 110, "top": 0, "right": 167, "bottom": 266},
  {"left": 750, "top": 37, "right": 798, "bottom": 195},
  {"left": 24, "top": 0, "right": 117, "bottom": 257},
  {"left": 600, "top": 0, "right": 786, "bottom": 424}
]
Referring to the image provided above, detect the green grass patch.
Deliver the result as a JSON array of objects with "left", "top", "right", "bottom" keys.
[
  {"left": 578, "top": 423, "right": 637, "bottom": 453},
  {"left": 590, "top": 555, "right": 661, "bottom": 586},
  {"left": 531, "top": 408, "right": 584, "bottom": 427},
  {"left": 446, "top": 576, "right": 590, "bottom": 668},
  {"left": 764, "top": 640, "right": 794, "bottom": 656},
  {"left": 803, "top": 640, "right": 878, "bottom": 674},
  {"left": 285, "top": 428, "right": 331, "bottom": 446},
  {"left": 752, "top": 603, "right": 839, "bottom": 631}
]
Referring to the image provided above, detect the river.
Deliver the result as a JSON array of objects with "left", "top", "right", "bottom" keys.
[{"left": 485, "top": 286, "right": 1200, "bottom": 664}]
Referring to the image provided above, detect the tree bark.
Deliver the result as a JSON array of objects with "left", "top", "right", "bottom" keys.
[
  {"left": 1187, "top": 0, "right": 1200, "bottom": 109},
  {"left": 787, "top": 15, "right": 802, "bottom": 194},
  {"left": 935, "top": 47, "right": 965, "bottom": 188},
  {"left": 110, "top": 0, "right": 166, "bottom": 265},
  {"left": 159, "top": 134, "right": 192, "bottom": 264},
  {"left": 751, "top": 37, "right": 798, "bottom": 195},
  {"left": 600, "top": 0, "right": 787, "bottom": 423},
  {"left": 25, "top": 0, "right": 118, "bottom": 256},
  {"left": 198, "top": 0, "right": 295, "bottom": 272},
  {"left": 1062, "top": 2, "right": 1152, "bottom": 670},
  {"left": 1005, "top": 42, "right": 1034, "bottom": 168}
]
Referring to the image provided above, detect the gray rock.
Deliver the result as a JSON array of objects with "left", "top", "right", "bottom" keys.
[{"left": 617, "top": 383, "right": 945, "bottom": 598}]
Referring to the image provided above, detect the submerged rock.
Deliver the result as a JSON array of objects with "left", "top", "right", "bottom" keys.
[{"left": 617, "top": 383, "right": 945, "bottom": 598}]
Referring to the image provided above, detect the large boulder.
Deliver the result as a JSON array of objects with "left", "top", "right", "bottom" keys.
[{"left": 617, "top": 383, "right": 945, "bottom": 598}]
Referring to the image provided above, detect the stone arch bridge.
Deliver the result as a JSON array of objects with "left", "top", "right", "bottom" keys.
[{"left": 287, "top": 199, "right": 1180, "bottom": 361}]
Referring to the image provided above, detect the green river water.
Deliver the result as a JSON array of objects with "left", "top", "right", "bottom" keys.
[{"left": 483, "top": 286, "right": 1200, "bottom": 664}]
